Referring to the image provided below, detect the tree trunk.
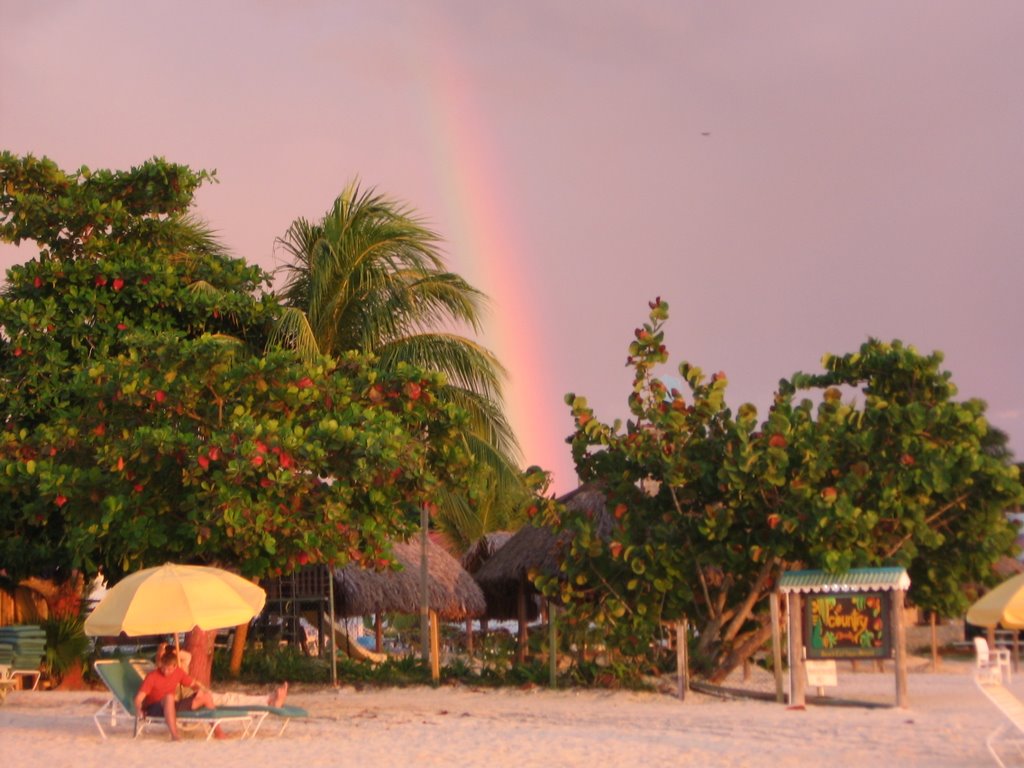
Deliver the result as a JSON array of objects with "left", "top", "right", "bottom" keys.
[
  {"left": 228, "top": 622, "right": 248, "bottom": 677},
  {"left": 55, "top": 664, "right": 87, "bottom": 691},
  {"left": 707, "top": 619, "right": 775, "bottom": 684},
  {"left": 21, "top": 573, "right": 85, "bottom": 619},
  {"left": 185, "top": 626, "right": 217, "bottom": 687}
]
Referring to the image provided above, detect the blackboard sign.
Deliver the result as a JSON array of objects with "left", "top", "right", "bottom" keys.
[{"left": 805, "top": 592, "right": 891, "bottom": 659}]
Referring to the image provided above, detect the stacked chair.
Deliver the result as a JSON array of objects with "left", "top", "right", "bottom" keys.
[{"left": 0, "top": 625, "right": 46, "bottom": 690}]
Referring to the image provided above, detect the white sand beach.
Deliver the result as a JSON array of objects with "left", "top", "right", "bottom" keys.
[{"left": 0, "top": 658, "right": 1016, "bottom": 768}]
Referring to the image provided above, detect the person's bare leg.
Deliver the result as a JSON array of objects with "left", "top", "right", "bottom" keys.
[
  {"left": 268, "top": 681, "right": 288, "bottom": 708},
  {"left": 162, "top": 694, "right": 180, "bottom": 740},
  {"left": 186, "top": 689, "right": 229, "bottom": 738},
  {"left": 190, "top": 690, "right": 216, "bottom": 710}
]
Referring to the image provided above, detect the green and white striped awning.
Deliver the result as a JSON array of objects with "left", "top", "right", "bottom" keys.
[{"left": 777, "top": 567, "right": 910, "bottom": 594}]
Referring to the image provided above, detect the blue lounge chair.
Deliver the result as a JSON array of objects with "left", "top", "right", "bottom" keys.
[
  {"left": 125, "top": 658, "right": 308, "bottom": 736},
  {"left": 92, "top": 659, "right": 261, "bottom": 740}
]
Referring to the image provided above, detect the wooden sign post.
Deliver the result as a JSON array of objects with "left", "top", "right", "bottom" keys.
[{"left": 776, "top": 568, "right": 911, "bottom": 709}]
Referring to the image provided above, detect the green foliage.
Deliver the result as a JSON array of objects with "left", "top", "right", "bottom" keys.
[
  {"left": 212, "top": 646, "right": 333, "bottom": 685},
  {"left": 272, "top": 180, "right": 528, "bottom": 546},
  {"left": 545, "top": 298, "right": 1024, "bottom": 682},
  {"left": 41, "top": 613, "right": 91, "bottom": 682},
  {"left": 0, "top": 153, "right": 471, "bottom": 583}
]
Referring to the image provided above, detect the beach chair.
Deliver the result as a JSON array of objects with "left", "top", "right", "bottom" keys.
[
  {"left": 975, "top": 677, "right": 1024, "bottom": 767},
  {"left": 125, "top": 655, "right": 307, "bottom": 735},
  {"left": 0, "top": 664, "right": 17, "bottom": 704},
  {"left": 92, "top": 658, "right": 262, "bottom": 740},
  {"left": 975, "top": 637, "right": 1012, "bottom": 683},
  {"left": 216, "top": 702, "right": 309, "bottom": 736}
]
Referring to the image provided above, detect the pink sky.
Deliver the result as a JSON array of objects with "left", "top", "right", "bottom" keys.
[{"left": 3, "top": 1, "right": 1023, "bottom": 494}]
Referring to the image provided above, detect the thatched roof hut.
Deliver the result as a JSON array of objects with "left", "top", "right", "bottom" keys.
[
  {"left": 460, "top": 531, "right": 514, "bottom": 575},
  {"left": 332, "top": 537, "right": 485, "bottom": 621},
  {"left": 473, "top": 484, "right": 610, "bottom": 621}
]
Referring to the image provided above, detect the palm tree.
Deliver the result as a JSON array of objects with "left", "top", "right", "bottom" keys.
[{"left": 269, "top": 181, "right": 527, "bottom": 542}]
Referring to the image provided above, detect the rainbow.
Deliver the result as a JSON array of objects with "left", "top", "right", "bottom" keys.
[{"left": 413, "top": 20, "right": 574, "bottom": 493}]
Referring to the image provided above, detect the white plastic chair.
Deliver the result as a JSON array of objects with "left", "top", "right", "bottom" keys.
[
  {"left": 976, "top": 636, "right": 1013, "bottom": 683},
  {"left": 0, "top": 664, "right": 17, "bottom": 703}
]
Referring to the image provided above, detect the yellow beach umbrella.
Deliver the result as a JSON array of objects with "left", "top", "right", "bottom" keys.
[
  {"left": 84, "top": 562, "right": 266, "bottom": 638},
  {"left": 966, "top": 573, "right": 1024, "bottom": 629}
]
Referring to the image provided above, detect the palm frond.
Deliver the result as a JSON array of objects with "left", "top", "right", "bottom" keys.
[
  {"left": 375, "top": 333, "right": 507, "bottom": 401},
  {"left": 266, "top": 306, "right": 322, "bottom": 362},
  {"left": 274, "top": 179, "right": 527, "bottom": 548},
  {"left": 186, "top": 279, "right": 221, "bottom": 297}
]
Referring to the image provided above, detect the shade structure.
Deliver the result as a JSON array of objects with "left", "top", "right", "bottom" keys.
[
  {"left": 84, "top": 563, "right": 266, "bottom": 637},
  {"left": 966, "top": 573, "right": 1024, "bottom": 629},
  {"left": 331, "top": 538, "right": 485, "bottom": 620},
  {"left": 473, "top": 483, "right": 611, "bottom": 620}
]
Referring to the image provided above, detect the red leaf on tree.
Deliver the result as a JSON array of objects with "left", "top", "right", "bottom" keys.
[
  {"left": 55, "top": 495, "right": 67, "bottom": 507},
  {"left": 112, "top": 278, "right": 125, "bottom": 291}
]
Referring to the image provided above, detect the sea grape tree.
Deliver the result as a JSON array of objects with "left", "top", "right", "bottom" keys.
[
  {"left": 0, "top": 152, "right": 470, "bottom": 585},
  {"left": 545, "top": 298, "right": 1022, "bottom": 680}
]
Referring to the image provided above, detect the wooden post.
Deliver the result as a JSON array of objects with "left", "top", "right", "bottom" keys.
[
  {"left": 930, "top": 611, "right": 939, "bottom": 672},
  {"left": 375, "top": 612, "right": 384, "bottom": 653},
  {"left": 420, "top": 506, "right": 430, "bottom": 663},
  {"left": 429, "top": 610, "right": 441, "bottom": 684},
  {"left": 892, "top": 588, "right": 908, "bottom": 708},
  {"left": 1014, "top": 632, "right": 1020, "bottom": 674},
  {"left": 516, "top": 579, "right": 528, "bottom": 665},
  {"left": 676, "top": 620, "right": 689, "bottom": 701},
  {"left": 328, "top": 569, "right": 337, "bottom": 687},
  {"left": 466, "top": 617, "right": 474, "bottom": 656},
  {"left": 788, "top": 592, "right": 805, "bottom": 707},
  {"left": 770, "top": 592, "right": 785, "bottom": 703},
  {"left": 548, "top": 602, "right": 557, "bottom": 689}
]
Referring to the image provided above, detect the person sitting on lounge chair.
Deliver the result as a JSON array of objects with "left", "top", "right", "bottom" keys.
[
  {"left": 153, "top": 643, "right": 288, "bottom": 708},
  {"left": 133, "top": 649, "right": 224, "bottom": 740}
]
